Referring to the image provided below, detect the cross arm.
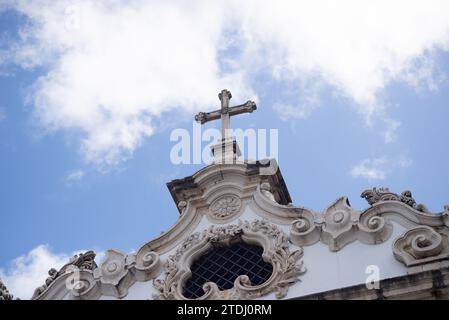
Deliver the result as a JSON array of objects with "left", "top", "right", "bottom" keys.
[
  {"left": 195, "top": 110, "right": 222, "bottom": 124},
  {"left": 227, "top": 100, "right": 257, "bottom": 116},
  {"left": 194, "top": 100, "right": 257, "bottom": 124}
]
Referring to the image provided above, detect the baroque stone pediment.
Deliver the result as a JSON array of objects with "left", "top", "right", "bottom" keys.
[{"left": 31, "top": 157, "right": 449, "bottom": 300}]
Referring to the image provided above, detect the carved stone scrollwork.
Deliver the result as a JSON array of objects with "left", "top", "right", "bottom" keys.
[
  {"left": 361, "top": 187, "right": 429, "bottom": 213},
  {"left": 93, "top": 248, "right": 161, "bottom": 298},
  {"left": 153, "top": 220, "right": 306, "bottom": 300},
  {"left": 208, "top": 194, "right": 242, "bottom": 221},
  {"left": 134, "top": 246, "right": 162, "bottom": 282},
  {"left": 357, "top": 207, "right": 394, "bottom": 245},
  {"left": 260, "top": 182, "right": 277, "bottom": 203},
  {"left": 0, "top": 279, "right": 14, "bottom": 300},
  {"left": 94, "top": 249, "right": 133, "bottom": 298},
  {"left": 32, "top": 250, "right": 97, "bottom": 300},
  {"left": 69, "top": 269, "right": 101, "bottom": 300},
  {"left": 393, "top": 226, "right": 449, "bottom": 267},
  {"left": 290, "top": 197, "right": 393, "bottom": 251},
  {"left": 290, "top": 209, "right": 320, "bottom": 247},
  {"left": 31, "top": 245, "right": 162, "bottom": 299},
  {"left": 318, "top": 197, "right": 359, "bottom": 251}
]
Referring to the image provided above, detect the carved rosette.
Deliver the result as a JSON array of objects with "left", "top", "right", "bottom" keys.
[
  {"left": 153, "top": 220, "right": 306, "bottom": 300},
  {"left": 208, "top": 195, "right": 242, "bottom": 221},
  {"left": 393, "top": 226, "right": 449, "bottom": 267}
]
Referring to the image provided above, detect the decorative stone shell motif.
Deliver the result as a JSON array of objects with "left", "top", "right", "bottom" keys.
[{"left": 209, "top": 195, "right": 242, "bottom": 220}]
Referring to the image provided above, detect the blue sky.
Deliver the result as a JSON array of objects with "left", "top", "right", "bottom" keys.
[{"left": 1, "top": 1, "right": 449, "bottom": 298}]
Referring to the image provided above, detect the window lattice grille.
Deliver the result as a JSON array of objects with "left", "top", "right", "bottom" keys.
[{"left": 183, "top": 241, "right": 273, "bottom": 299}]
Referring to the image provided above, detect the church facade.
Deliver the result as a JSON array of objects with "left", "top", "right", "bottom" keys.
[{"left": 11, "top": 91, "right": 449, "bottom": 300}]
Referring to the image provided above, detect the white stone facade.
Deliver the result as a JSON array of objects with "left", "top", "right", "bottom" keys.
[{"left": 30, "top": 159, "right": 449, "bottom": 300}]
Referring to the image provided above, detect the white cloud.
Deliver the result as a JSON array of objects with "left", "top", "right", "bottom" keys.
[
  {"left": 4, "top": 0, "right": 254, "bottom": 168},
  {"left": 273, "top": 104, "right": 312, "bottom": 121},
  {"left": 383, "top": 118, "right": 401, "bottom": 143},
  {"left": 0, "top": 245, "right": 73, "bottom": 299},
  {"left": 350, "top": 156, "right": 412, "bottom": 181},
  {"left": 350, "top": 158, "right": 388, "bottom": 180},
  {"left": 65, "top": 169, "right": 84, "bottom": 185},
  {"left": 0, "top": 245, "right": 103, "bottom": 300},
  {"left": 3, "top": 0, "right": 449, "bottom": 167}
]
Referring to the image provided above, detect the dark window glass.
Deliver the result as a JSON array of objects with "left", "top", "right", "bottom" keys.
[{"left": 183, "top": 241, "right": 273, "bottom": 299}]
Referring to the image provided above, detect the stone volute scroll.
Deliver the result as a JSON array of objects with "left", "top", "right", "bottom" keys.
[{"left": 393, "top": 226, "right": 449, "bottom": 268}]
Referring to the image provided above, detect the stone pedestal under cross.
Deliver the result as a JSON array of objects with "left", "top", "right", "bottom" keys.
[{"left": 195, "top": 89, "right": 257, "bottom": 163}]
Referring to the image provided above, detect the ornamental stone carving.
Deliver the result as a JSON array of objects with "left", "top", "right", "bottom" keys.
[
  {"left": 32, "top": 250, "right": 97, "bottom": 299},
  {"left": 69, "top": 269, "right": 101, "bottom": 300},
  {"left": 94, "top": 249, "right": 133, "bottom": 298},
  {"left": 290, "top": 197, "right": 393, "bottom": 251},
  {"left": 209, "top": 195, "right": 242, "bottom": 220},
  {"left": 319, "top": 197, "right": 359, "bottom": 251},
  {"left": 153, "top": 220, "right": 306, "bottom": 300},
  {"left": 361, "top": 187, "right": 429, "bottom": 213},
  {"left": 93, "top": 248, "right": 162, "bottom": 298},
  {"left": 260, "top": 182, "right": 277, "bottom": 202},
  {"left": 0, "top": 279, "right": 14, "bottom": 300},
  {"left": 134, "top": 246, "right": 162, "bottom": 281},
  {"left": 393, "top": 226, "right": 449, "bottom": 267}
]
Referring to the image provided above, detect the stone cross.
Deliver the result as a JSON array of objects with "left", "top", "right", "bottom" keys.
[{"left": 195, "top": 89, "right": 257, "bottom": 140}]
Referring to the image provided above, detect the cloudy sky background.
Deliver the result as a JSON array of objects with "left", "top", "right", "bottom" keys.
[{"left": 1, "top": 0, "right": 449, "bottom": 298}]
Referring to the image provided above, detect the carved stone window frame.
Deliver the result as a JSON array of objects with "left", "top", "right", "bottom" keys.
[{"left": 153, "top": 220, "right": 306, "bottom": 300}]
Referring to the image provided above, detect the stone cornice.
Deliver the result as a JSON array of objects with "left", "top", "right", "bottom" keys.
[{"left": 297, "top": 266, "right": 449, "bottom": 300}]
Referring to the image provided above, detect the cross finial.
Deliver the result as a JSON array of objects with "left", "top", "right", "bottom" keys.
[
  {"left": 218, "top": 89, "right": 232, "bottom": 112},
  {"left": 195, "top": 89, "right": 256, "bottom": 140}
]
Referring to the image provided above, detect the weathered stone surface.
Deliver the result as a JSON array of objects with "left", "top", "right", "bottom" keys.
[
  {"left": 361, "top": 187, "right": 429, "bottom": 212},
  {"left": 297, "top": 267, "right": 449, "bottom": 300},
  {"left": 0, "top": 278, "right": 14, "bottom": 300},
  {"left": 32, "top": 250, "right": 97, "bottom": 299}
]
